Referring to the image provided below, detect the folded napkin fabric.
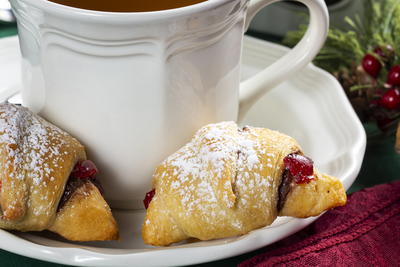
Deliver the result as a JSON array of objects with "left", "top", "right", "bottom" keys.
[{"left": 240, "top": 181, "right": 400, "bottom": 267}]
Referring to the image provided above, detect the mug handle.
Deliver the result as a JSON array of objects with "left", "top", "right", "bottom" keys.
[{"left": 238, "top": 0, "right": 329, "bottom": 121}]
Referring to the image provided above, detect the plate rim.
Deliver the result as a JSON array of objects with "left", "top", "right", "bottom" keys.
[{"left": 0, "top": 35, "right": 366, "bottom": 267}]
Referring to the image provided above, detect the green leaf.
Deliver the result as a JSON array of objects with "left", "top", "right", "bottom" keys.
[
  {"left": 350, "top": 84, "right": 374, "bottom": 92},
  {"left": 283, "top": 0, "right": 400, "bottom": 73}
]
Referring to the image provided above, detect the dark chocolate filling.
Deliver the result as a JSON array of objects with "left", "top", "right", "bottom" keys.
[
  {"left": 277, "top": 169, "right": 294, "bottom": 212},
  {"left": 56, "top": 176, "right": 104, "bottom": 212},
  {"left": 278, "top": 151, "right": 315, "bottom": 211}
]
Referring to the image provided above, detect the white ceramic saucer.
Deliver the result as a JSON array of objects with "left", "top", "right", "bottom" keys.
[{"left": 0, "top": 35, "right": 366, "bottom": 267}]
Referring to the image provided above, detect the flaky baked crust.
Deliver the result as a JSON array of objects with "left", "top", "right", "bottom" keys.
[
  {"left": 49, "top": 181, "right": 118, "bottom": 241},
  {"left": 279, "top": 173, "right": 346, "bottom": 218},
  {"left": 142, "top": 122, "right": 346, "bottom": 246},
  {"left": 0, "top": 103, "right": 118, "bottom": 241}
]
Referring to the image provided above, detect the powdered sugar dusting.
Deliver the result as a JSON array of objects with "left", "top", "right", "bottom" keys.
[
  {"left": 166, "top": 121, "right": 262, "bottom": 182},
  {"left": 154, "top": 121, "right": 290, "bottom": 232},
  {"left": 0, "top": 103, "right": 82, "bottom": 224},
  {"left": 0, "top": 104, "right": 69, "bottom": 185}
]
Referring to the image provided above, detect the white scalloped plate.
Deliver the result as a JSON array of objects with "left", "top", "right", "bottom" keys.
[{"left": 0, "top": 35, "right": 366, "bottom": 267}]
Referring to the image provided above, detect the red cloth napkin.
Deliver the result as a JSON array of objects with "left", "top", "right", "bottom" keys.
[{"left": 239, "top": 181, "right": 400, "bottom": 267}]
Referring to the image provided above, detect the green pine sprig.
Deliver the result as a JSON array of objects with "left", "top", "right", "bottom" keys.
[
  {"left": 284, "top": 0, "right": 400, "bottom": 136},
  {"left": 283, "top": 0, "right": 400, "bottom": 73}
]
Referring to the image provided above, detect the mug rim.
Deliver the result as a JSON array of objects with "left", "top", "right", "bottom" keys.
[{"left": 16, "top": 0, "right": 234, "bottom": 22}]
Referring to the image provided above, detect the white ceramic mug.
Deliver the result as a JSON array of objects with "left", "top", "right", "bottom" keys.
[{"left": 10, "top": 0, "right": 328, "bottom": 209}]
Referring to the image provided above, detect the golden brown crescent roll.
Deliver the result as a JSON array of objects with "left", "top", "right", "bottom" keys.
[
  {"left": 0, "top": 103, "right": 118, "bottom": 241},
  {"left": 142, "top": 121, "right": 346, "bottom": 246}
]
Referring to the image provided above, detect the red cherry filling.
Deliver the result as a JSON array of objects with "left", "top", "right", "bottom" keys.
[
  {"left": 58, "top": 160, "right": 101, "bottom": 212},
  {"left": 71, "top": 160, "right": 98, "bottom": 179},
  {"left": 283, "top": 153, "right": 314, "bottom": 184},
  {"left": 143, "top": 189, "right": 155, "bottom": 209}
]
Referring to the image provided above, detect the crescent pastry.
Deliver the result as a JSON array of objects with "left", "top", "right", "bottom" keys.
[
  {"left": 142, "top": 121, "right": 346, "bottom": 246},
  {"left": 0, "top": 103, "right": 118, "bottom": 241}
]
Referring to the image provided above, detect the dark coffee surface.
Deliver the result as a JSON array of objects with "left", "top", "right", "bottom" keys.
[{"left": 48, "top": 0, "right": 207, "bottom": 12}]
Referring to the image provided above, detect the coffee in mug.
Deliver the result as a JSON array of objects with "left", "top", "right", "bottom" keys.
[{"left": 47, "top": 0, "right": 208, "bottom": 12}]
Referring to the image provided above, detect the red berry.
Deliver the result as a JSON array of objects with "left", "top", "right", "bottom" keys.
[
  {"left": 283, "top": 153, "right": 314, "bottom": 184},
  {"left": 387, "top": 65, "right": 400, "bottom": 86},
  {"left": 362, "top": 54, "right": 382, "bottom": 78},
  {"left": 374, "top": 45, "right": 394, "bottom": 62},
  {"left": 143, "top": 189, "right": 155, "bottom": 209},
  {"left": 380, "top": 88, "right": 400, "bottom": 110},
  {"left": 374, "top": 47, "right": 385, "bottom": 58},
  {"left": 72, "top": 160, "right": 98, "bottom": 179}
]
